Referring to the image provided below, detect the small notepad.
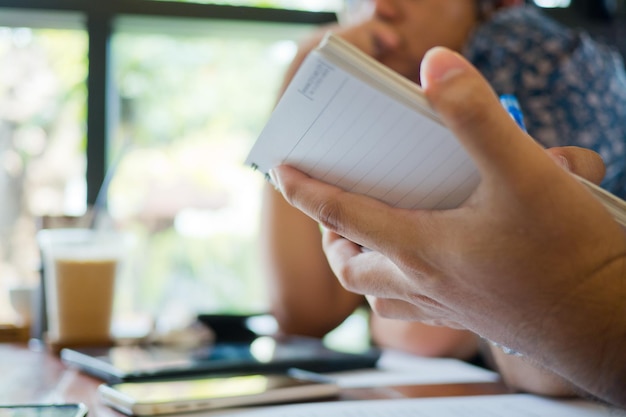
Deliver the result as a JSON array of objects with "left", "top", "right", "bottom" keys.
[
  {"left": 245, "top": 33, "right": 480, "bottom": 210},
  {"left": 246, "top": 34, "right": 626, "bottom": 226}
]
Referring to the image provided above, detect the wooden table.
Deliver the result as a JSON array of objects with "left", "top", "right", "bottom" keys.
[{"left": 0, "top": 343, "right": 511, "bottom": 416}]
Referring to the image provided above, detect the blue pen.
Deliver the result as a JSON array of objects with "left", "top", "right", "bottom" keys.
[{"left": 499, "top": 94, "right": 527, "bottom": 132}]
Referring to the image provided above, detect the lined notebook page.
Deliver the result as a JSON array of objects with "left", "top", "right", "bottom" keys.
[{"left": 246, "top": 45, "right": 480, "bottom": 210}]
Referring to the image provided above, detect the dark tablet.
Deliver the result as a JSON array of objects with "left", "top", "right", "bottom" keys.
[{"left": 60, "top": 335, "right": 381, "bottom": 383}]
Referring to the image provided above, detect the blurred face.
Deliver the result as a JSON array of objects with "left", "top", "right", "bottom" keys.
[{"left": 371, "top": 0, "right": 479, "bottom": 82}]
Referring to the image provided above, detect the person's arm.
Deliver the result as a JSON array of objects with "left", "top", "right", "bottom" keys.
[
  {"left": 271, "top": 47, "right": 626, "bottom": 407},
  {"left": 263, "top": 185, "right": 481, "bottom": 355},
  {"left": 261, "top": 185, "right": 363, "bottom": 337},
  {"left": 489, "top": 346, "right": 578, "bottom": 397},
  {"left": 262, "top": 21, "right": 480, "bottom": 353},
  {"left": 263, "top": 183, "right": 481, "bottom": 354},
  {"left": 275, "top": 19, "right": 402, "bottom": 101},
  {"left": 274, "top": 25, "right": 336, "bottom": 102},
  {"left": 260, "top": 20, "right": 404, "bottom": 337},
  {"left": 370, "top": 316, "right": 479, "bottom": 360}
]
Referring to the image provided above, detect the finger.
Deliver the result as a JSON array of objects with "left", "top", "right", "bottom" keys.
[
  {"left": 420, "top": 47, "right": 554, "bottom": 184},
  {"left": 321, "top": 229, "right": 361, "bottom": 258},
  {"left": 323, "top": 228, "right": 455, "bottom": 318},
  {"left": 545, "top": 146, "right": 606, "bottom": 185},
  {"left": 322, "top": 229, "right": 410, "bottom": 299},
  {"left": 271, "top": 165, "right": 420, "bottom": 256}
]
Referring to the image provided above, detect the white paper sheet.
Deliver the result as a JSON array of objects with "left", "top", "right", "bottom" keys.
[
  {"left": 213, "top": 394, "right": 626, "bottom": 417},
  {"left": 323, "top": 349, "right": 499, "bottom": 388},
  {"left": 245, "top": 35, "right": 480, "bottom": 210}
]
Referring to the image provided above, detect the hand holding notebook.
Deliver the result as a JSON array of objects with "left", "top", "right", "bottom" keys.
[{"left": 245, "top": 33, "right": 626, "bottom": 226}]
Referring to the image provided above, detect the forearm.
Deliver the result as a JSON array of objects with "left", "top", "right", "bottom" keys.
[
  {"left": 489, "top": 345, "right": 578, "bottom": 397},
  {"left": 487, "top": 253, "right": 626, "bottom": 407},
  {"left": 270, "top": 45, "right": 626, "bottom": 408},
  {"left": 538, "top": 257, "right": 626, "bottom": 407},
  {"left": 370, "top": 316, "right": 479, "bottom": 360},
  {"left": 276, "top": 25, "right": 339, "bottom": 101},
  {"left": 260, "top": 185, "right": 362, "bottom": 337}
]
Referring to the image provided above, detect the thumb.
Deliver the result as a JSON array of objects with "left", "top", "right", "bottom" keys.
[{"left": 420, "top": 47, "right": 549, "bottom": 183}]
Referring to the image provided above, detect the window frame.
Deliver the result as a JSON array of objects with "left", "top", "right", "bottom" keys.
[{"left": 0, "top": 0, "right": 336, "bottom": 205}]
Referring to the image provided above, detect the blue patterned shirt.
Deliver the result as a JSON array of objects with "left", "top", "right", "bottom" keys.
[{"left": 464, "top": 5, "right": 626, "bottom": 197}]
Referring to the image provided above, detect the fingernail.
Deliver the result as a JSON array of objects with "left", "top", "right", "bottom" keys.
[
  {"left": 421, "top": 47, "right": 469, "bottom": 88},
  {"left": 268, "top": 168, "right": 282, "bottom": 192},
  {"left": 557, "top": 156, "right": 570, "bottom": 171}
]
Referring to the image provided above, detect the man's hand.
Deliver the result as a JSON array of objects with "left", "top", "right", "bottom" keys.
[{"left": 270, "top": 47, "right": 626, "bottom": 407}]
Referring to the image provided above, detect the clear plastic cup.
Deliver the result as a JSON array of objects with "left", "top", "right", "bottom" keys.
[{"left": 37, "top": 228, "right": 127, "bottom": 349}]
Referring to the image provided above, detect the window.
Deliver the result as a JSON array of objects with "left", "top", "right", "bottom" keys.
[
  {"left": 533, "top": 0, "right": 571, "bottom": 7},
  {"left": 148, "top": 0, "right": 340, "bottom": 11},
  {"left": 0, "top": 2, "right": 336, "bottom": 328},
  {"left": 108, "top": 19, "right": 313, "bottom": 323},
  {"left": 0, "top": 15, "right": 87, "bottom": 323}
]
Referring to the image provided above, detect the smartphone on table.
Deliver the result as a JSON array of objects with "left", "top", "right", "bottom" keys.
[
  {"left": 97, "top": 373, "right": 339, "bottom": 416},
  {"left": 0, "top": 404, "right": 88, "bottom": 417}
]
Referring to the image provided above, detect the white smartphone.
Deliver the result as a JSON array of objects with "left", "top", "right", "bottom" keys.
[
  {"left": 97, "top": 373, "right": 339, "bottom": 416},
  {"left": 0, "top": 404, "right": 88, "bottom": 417}
]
